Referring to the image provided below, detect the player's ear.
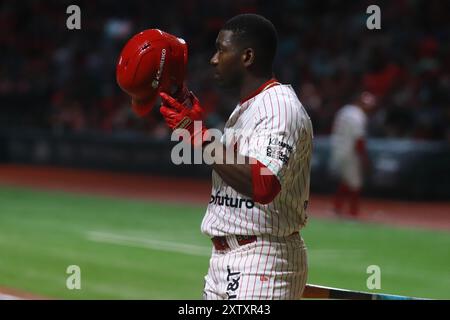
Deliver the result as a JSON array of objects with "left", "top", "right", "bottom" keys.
[{"left": 242, "top": 48, "right": 255, "bottom": 67}]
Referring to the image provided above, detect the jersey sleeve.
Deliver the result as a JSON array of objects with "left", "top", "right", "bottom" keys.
[{"left": 246, "top": 90, "right": 304, "bottom": 183}]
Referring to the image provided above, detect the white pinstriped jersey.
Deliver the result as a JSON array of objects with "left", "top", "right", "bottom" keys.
[
  {"left": 330, "top": 104, "right": 367, "bottom": 163},
  {"left": 329, "top": 104, "right": 368, "bottom": 189},
  {"left": 201, "top": 83, "right": 313, "bottom": 237}
]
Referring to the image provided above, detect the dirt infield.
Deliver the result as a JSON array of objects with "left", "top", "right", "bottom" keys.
[
  {"left": 0, "top": 287, "right": 48, "bottom": 300},
  {"left": 1, "top": 164, "right": 449, "bottom": 231}
]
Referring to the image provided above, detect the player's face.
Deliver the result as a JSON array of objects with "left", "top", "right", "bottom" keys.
[
  {"left": 360, "top": 92, "right": 377, "bottom": 114},
  {"left": 210, "top": 30, "right": 244, "bottom": 88}
]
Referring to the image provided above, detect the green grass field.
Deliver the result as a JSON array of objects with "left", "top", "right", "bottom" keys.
[{"left": 0, "top": 186, "right": 449, "bottom": 299}]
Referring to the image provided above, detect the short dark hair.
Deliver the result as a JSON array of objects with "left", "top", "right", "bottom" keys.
[{"left": 222, "top": 14, "right": 278, "bottom": 73}]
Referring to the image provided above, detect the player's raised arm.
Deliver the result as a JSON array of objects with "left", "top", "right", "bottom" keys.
[{"left": 159, "top": 90, "right": 281, "bottom": 204}]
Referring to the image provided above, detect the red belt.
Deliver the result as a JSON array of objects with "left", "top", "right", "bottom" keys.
[
  {"left": 211, "top": 235, "right": 257, "bottom": 251},
  {"left": 212, "top": 232, "right": 299, "bottom": 251}
]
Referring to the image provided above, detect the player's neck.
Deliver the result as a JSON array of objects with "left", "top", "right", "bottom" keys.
[{"left": 239, "top": 74, "right": 275, "bottom": 103}]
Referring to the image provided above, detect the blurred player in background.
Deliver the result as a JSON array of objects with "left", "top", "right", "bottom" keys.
[
  {"left": 157, "top": 14, "right": 313, "bottom": 300},
  {"left": 329, "top": 91, "right": 376, "bottom": 218}
]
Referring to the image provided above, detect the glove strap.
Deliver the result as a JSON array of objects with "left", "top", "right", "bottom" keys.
[{"left": 175, "top": 116, "right": 193, "bottom": 130}]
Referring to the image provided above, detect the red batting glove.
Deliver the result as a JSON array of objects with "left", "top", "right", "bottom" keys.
[{"left": 159, "top": 91, "right": 208, "bottom": 147}]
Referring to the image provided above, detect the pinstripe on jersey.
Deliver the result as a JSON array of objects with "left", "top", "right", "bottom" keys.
[{"left": 201, "top": 84, "right": 313, "bottom": 237}]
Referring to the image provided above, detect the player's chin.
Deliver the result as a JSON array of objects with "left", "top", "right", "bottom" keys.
[
  {"left": 213, "top": 73, "right": 222, "bottom": 83},
  {"left": 214, "top": 77, "right": 226, "bottom": 87},
  {"left": 214, "top": 75, "right": 233, "bottom": 88}
]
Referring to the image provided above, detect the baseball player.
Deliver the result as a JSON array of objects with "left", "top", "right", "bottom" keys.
[
  {"left": 157, "top": 14, "right": 313, "bottom": 300},
  {"left": 329, "top": 91, "right": 376, "bottom": 217}
]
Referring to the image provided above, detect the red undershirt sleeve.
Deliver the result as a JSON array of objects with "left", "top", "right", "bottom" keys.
[{"left": 251, "top": 159, "right": 282, "bottom": 204}]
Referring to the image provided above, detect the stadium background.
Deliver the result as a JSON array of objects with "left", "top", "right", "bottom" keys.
[{"left": 0, "top": 0, "right": 449, "bottom": 299}]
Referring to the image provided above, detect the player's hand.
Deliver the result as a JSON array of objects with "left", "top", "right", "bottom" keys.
[
  {"left": 173, "top": 83, "right": 191, "bottom": 106},
  {"left": 159, "top": 90, "right": 208, "bottom": 147}
]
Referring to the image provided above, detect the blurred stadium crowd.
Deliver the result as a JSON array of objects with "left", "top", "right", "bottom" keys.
[{"left": 1, "top": 0, "right": 449, "bottom": 141}]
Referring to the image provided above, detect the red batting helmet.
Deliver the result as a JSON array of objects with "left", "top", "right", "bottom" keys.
[{"left": 116, "top": 29, "right": 188, "bottom": 117}]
